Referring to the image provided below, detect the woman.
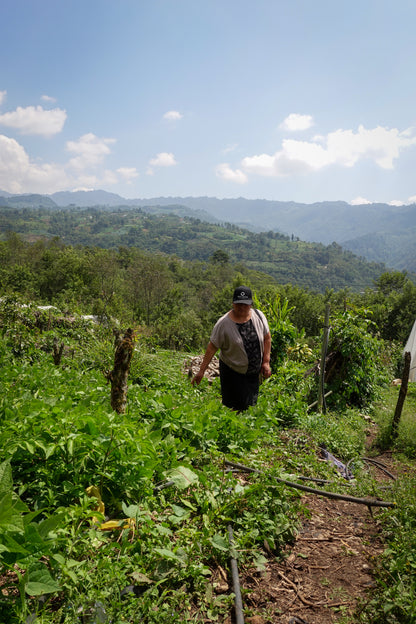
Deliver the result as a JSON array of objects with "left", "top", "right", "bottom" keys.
[{"left": 192, "top": 286, "right": 272, "bottom": 411}]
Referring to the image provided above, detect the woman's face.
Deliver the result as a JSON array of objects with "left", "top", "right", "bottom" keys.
[{"left": 232, "top": 303, "right": 251, "bottom": 313}]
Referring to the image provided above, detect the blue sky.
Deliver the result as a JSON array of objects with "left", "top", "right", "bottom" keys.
[{"left": 1, "top": 0, "right": 416, "bottom": 205}]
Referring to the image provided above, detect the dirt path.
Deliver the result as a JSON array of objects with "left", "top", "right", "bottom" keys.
[{"left": 236, "top": 448, "right": 400, "bottom": 624}]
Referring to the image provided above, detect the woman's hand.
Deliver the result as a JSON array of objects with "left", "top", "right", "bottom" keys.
[
  {"left": 191, "top": 370, "right": 204, "bottom": 386},
  {"left": 261, "top": 363, "right": 272, "bottom": 379},
  {"left": 191, "top": 342, "right": 218, "bottom": 386}
]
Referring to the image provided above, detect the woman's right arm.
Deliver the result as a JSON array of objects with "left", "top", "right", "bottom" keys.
[{"left": 191, "top": 341, "right": 218, "bottom": 385}]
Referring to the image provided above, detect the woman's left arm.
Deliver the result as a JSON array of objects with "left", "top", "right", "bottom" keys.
[{"left": 261, "top": 331, "right": 272, "bottom": 378}]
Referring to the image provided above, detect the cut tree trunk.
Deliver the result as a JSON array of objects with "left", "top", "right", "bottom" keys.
[
  {"left": 52, "top": 337, "right": 64, "bottom": 365},
  {"left": 105, "top": 328, "right": 135, "bottom": 414}
]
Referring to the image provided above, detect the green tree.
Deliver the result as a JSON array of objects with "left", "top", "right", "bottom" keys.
[
  {"left": 126, "top": 251, "right": 172, "bottom": 325},
  {"left": 210, "top": 249, "right": 230, "bottom": 265}
]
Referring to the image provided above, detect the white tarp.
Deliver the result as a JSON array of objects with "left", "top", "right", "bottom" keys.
[{"left": 404, "top": 319, "right": 416, "bottom": 382}]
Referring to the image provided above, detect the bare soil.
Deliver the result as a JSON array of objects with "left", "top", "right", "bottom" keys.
[{"left": 228, "top": 433, "right": 403, "bottom": 624}]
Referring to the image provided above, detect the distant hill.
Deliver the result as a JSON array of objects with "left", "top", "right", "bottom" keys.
[
  {"left": 343, "top": 228, "right": 416, "bottom": 273},
  {"left": 51, "top": 189, "right": 128, "bottom": 207},
  {"left": 0, "top": 204, "right": 388, "bottom": 292},
  {"left": 0, "top": 193, "right": 58, "bottom": 209},
  {"left": 1, "top": 189, "right": 416, "bottom": 272}
]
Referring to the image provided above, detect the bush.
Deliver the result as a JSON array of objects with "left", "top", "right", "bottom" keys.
[{"left": 318, "top": 308, "right": 391, "bottom": 409}]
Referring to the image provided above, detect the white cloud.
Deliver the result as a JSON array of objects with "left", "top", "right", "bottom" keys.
[
  {"left": 0, "top": 134, "right": 68, "bottom": 193},
  {"left": 149, "top": 152, "right": 177, "bottom": 167},
  {"left": 408, "top": 195, "right": 416, "bottom": 204},
  {"left": 0, "top": 132, "right": 128, "bottom": 194},
  {"left": 241, "top": 140, "right": 331, "bottom": 177},
  {"left": 280, "top": 113, "right": 314, "bottom": 132},
  {"left": 222, "top": 143, "right": 239, "bottom": 154},
  {"left": 350, "top": 197, "right": 373, "bottom": 205},
  {"left": 117, "top": 167, "right": 139, "bottom": 182},
  {"left": 67, "top": 133, "right": 116, "bottom": 170},
  {"left": 389, "top": 200, "right": 405, "bottom": 206},
  {"left": 0, "top": 91, "right": 6, "bottom": 106},
  {"left": 41, "top": 94, "right": 57, "bottom": 103},
  {"left": 239, "top": 125, "right": 416, "bottom": 179},
  {"left": 163, "top": 110, "right": 183, "bottom": 121},
  {"left": 0, "top": 105, "right": 66, "bottom": 136},
  {"left": 215, "top": 163, "right": 248, "bottom": 184},
  {"left": 325, "top": 125, "right": 413, "bottom": 169}
]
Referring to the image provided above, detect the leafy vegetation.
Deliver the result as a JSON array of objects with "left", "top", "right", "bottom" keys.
[
  {"left": 352, "top": 385, "right": 416, "bottom": 623},
  {"left": 318, "top": 307, "right": 393, "bottom": 410},
  {"left": 0, "top": 291, "right": 415, "bottom": 622},
  {"left": 1, "top": 208, "right": 416, "bottom": 622}
]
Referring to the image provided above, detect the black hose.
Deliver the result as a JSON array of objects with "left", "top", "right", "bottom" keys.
[
  {"left": 224, "top": 460, "right": 395, "bottom": 508},
  {"left": 227, "top": 524, "right": 245, "bottom": 624},
  {"left": 154, "top": 475, "right": 246, "bottom": 622},
  {"left": 153, "top": 480, "right": 175, "bottom": 492},
  {"left": 361, "top": 457, "right": 397, "bottom": 481}
]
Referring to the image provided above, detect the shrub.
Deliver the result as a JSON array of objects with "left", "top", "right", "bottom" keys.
[{"left": 318, "top": 308, "right": 391, "bottom": 410}]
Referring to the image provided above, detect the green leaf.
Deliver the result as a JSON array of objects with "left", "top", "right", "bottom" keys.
[
  {"left": 179, "top": 498, "right": 197, "bottom": 511},
  {"left": 45, "top": 444, "right": 56, "bottom": 460},
  {"left": 165, "top": 466, "right": 199, "bottom": 490},
  {"left": 170, "top": 504, "right": 188, "bottom": 517},
  {"left": 24, "top": 565, "right": 61, "bottom": 596},
  {"left": 209, "top": 534, "right": 229, "bottom": 552},
  {"left": 36, "top": 513, "right": 63, "bottom": 539},
  {"left": 154, "top": 548, "right": 182, "bottom": 561},
  {"left": 121, "top": 502, "right": 141, "bottom": 519},
  {"left": 0, "top": 460, "right": 13, "bottom": 497},
  {"left": 130, "top": 571, "right": 153, "bottom": 584},
  {"left": 253, "top": 554, "right": 268, "bottom": 571},
  {"left": 0, "top": 533, "right": 29, "bottom": 557},
  {"left": 0, "top": 493, "right": 24, "bottom": 532}
]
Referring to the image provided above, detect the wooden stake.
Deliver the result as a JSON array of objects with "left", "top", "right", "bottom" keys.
[
  {"left": 391, "top": 351, "right": 411, "bottom": 442},
  {"left": 318, "top": 304, "right": 331, "bottom": 413}
]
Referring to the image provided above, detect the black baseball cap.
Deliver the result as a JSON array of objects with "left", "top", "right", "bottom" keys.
[{"left": 233, "top": 286, "right": 253, "bottom": 305}]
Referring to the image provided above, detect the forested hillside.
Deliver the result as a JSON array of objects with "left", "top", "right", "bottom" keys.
[
  {"left": 0, "top": 205, "right": 387, "bottom": 292},
  {"left": 2, "top": 191, "right": 416, "bottom": 272},
  {"left": 343, "top": 227, "right": 416, "bottom": 273}
]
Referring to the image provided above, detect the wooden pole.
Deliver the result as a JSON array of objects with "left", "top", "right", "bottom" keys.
[
  {"left": 391, "top": 351, "right": 411, "bottom": 442},
  {"left": 318, "top": 304, "right": 331, "bottom": 413}
]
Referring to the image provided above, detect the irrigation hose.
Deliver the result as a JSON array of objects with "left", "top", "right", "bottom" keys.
[
  {"left": 153, "top": 477, "right": 246, "bottom": 623},
  {"left": 224, "top": 460, "right": 395, "bottom": 508},
  {"left": 227, "top": 524, "right": 245, "bottom": 624},
  {"left": 153, "top": 480, "right": 175, "bottom": 492},
  {"left": 361, "top": 457, "right": 397, "bottom": 481}
]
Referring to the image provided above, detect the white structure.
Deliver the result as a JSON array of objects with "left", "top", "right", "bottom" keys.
[{"left": 404, "top": 319, "right": 416, "bottom": 382}]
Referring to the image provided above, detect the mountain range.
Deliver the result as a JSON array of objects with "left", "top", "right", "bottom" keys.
[{"left": 1, "top": 189, "right": 415, "bottom": 273}]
